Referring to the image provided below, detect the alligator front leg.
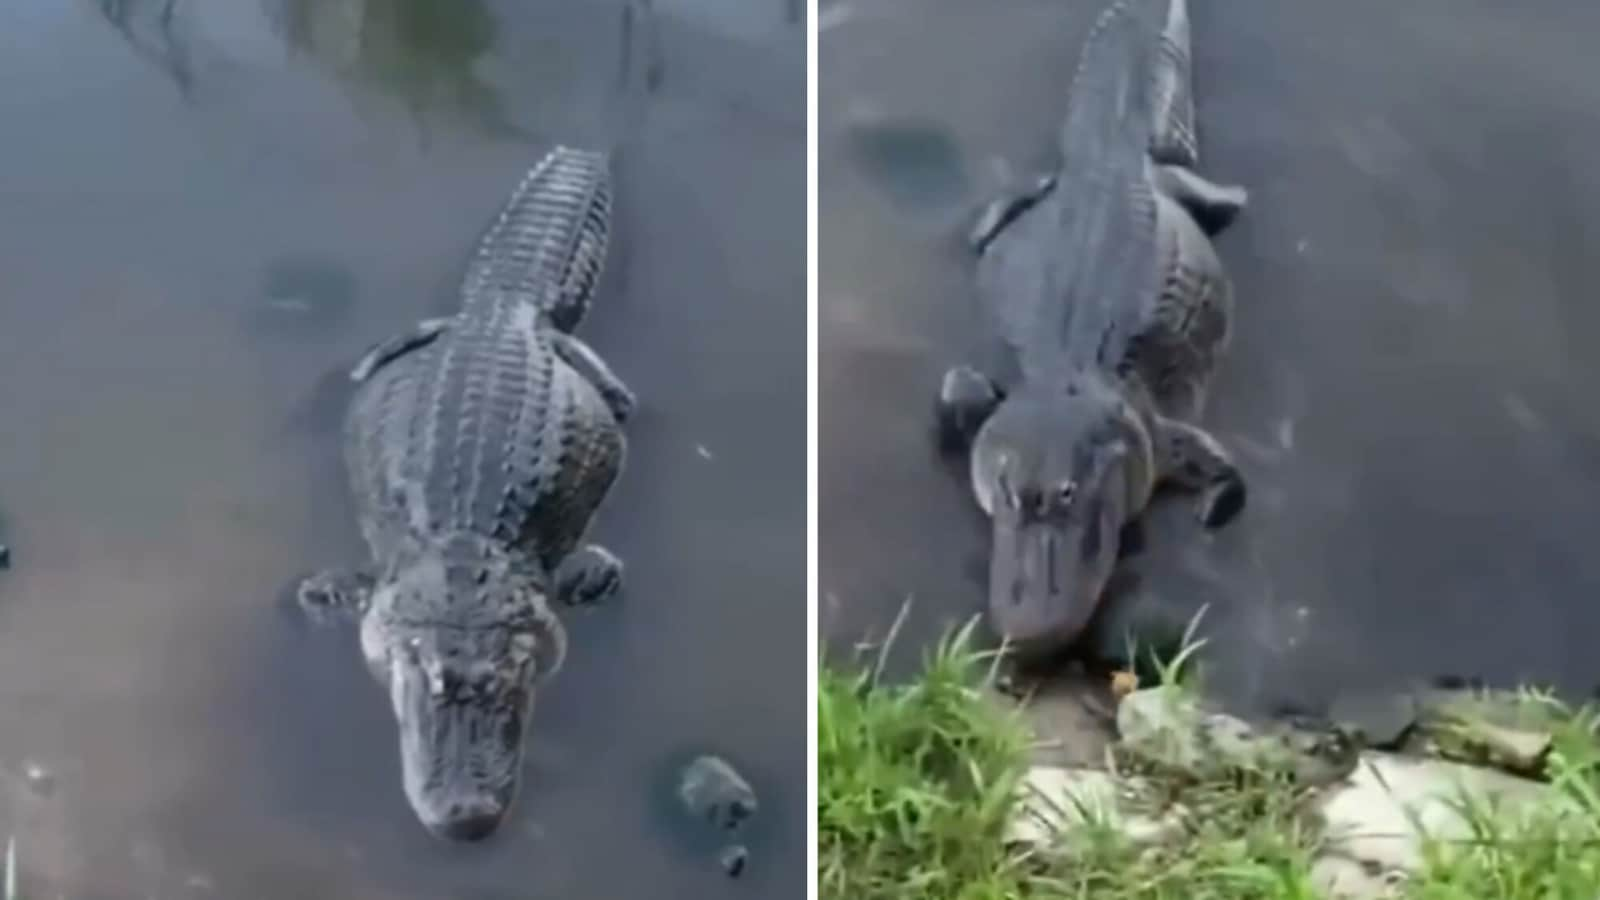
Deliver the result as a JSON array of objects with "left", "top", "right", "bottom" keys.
[
  {"left": 554, "top": 544, "right": 624, "bottom": 607},
  {"left": 969, "top": 173, "right": 1056, "bottom": 254},
  {"left": 351, "top": 318, "right": 452, "bottom": 383},
  {"left": 549, "top": 332, "right": 638, "bottom": 424},
  {"left": 296, "top": 568, "right": 376, "bottom": 624},
  {"left": 1152, "top": 416, "right": 1247, "bottom": 529},
  {"left": 1155, "top": 165, "right": 1247, "bottom": 237},
  {"left": 936, "top": 365, "right": 1004, "bottom": 454}
]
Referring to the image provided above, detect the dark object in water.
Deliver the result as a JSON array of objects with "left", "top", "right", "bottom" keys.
[
  {"left": 718, "top": 843, "right": 749, "bottom": 878},
  {"left": 845, "top": 118, "right": 970, "bottom": 217},
  {"left": 288, "top": 146, "right": 631, "bottom": 842},
  {"left": 252, "top": 255, "right": 359, "bottom": 336},
  {"left": 678, "top": 754, "right": 758, "bottom": 831},
  {"left": 1329, "top": 690, "right": 1419, "bottom": 749},
  {"left": 937, "top": 0, "right": 1249, "bottom": 658},
  {"left": 0, "top": 542, "right": 10, "bottom": 570}
]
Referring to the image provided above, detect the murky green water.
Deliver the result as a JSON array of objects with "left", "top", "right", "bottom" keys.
[{"left": 0, "top": 0, "right": 803, "bottom": 896}]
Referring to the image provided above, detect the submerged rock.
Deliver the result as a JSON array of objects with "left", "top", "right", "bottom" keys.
[
  {"left": 1333, "top": 685, "right": 1577, "bottom": 777},
  {"left": 843, "top": 117, "right": 969, "bottom": 218},
  {"left": 717, "top": 843, "right": 748, "bottom": 878},
  {"left": 678, "top": 755, "right": 757, "bottom": 832},
  {"left": 1407, "top": 689, "right": 1561, "bottom": 777},
  {"left": 251, "top": 255, "right": 358, "bottom": 336},
  {"left": 1116, "top": 687, "right": 1358, "bottom": 787},
  {"left": 20, "top": 761, "right": 53, "bottom": 797}
]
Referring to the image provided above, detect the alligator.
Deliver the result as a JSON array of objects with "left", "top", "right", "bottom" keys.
[
  {"left": 295, "top": 145, "right": 635, "bottom": 842},
  {"left": 936, "top": 0, "right": 1250, "bottom": 657}
]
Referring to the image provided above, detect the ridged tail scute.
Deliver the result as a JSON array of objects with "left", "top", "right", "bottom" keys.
[
  {"left": 461, "top": 146, "right": 614, "bottom": 332},
  {"left": 1150, "top": 0, "right": 1198, "bottom": 166},
  {"left": 1056, "top": 0, "right": 1169, "bottom": 163}
]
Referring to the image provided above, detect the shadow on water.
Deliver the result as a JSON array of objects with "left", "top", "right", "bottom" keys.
[
  {"left": 820, "top": 0, "right": 1600, "bottom": 716},
  {"left": 0, "top": 0, "right": 801, "bottom": 896}
]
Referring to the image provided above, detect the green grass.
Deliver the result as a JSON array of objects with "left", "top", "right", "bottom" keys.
[
  {"left": 1404, "top": 695, "right": 1600, "bottom": 899},
  {"left": 818, "top": 620, "right": 1600, "bottom": 900},
  {"left": 818, "top": 619, "right": 1033, "bottom": 900}
]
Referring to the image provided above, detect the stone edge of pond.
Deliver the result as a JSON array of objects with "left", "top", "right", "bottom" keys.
[{"left": 996, "top": 681, "right": 1593, "bottom": 900}]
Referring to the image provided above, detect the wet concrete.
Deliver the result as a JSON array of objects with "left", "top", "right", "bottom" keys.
[
  {"left": 819, "top": 0, "right": 1600, "bottom": 714},
  {"left": 0, "top": 0, "right": 803, "bottom": 896}
]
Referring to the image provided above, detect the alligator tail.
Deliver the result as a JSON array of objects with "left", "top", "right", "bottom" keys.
[
  {"left": 460, "top": 147, "right": 615, "bottom": 333},
  {"left": 458, "top": 2, "right": 661, "bottom": 331},
  {"left": 1057, "top": 0, "right": 1166, "bottom": 162}
]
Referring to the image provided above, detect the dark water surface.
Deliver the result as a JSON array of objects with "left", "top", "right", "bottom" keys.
[
  {"left": 0, "top": 0, "right": 803, "bottom": 896},
  {"left": 820, "top": 0, "right": 1600, "bottom": 713}
]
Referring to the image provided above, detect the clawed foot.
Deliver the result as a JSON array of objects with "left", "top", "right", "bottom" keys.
[
  {"left": 350, "top": 318, "right": 451, "bottom": 383},
  {"left": 1198, "top": 471, "right": 1247, "bottom": 529},
  {"left": 969, "top": 173, "right": 1056, "bottom": 254},
  {"left": 555, "top": 545, "right": 625, "bottom": 607},
  {"left": 1152, "top": 415, "right": 1248, "bottom": 530},
  {"left": 936, "top": 365, "right": 1002, "bottom": 454},
  {"left": 599, "top": 382, "right": 639, "bottom": 425},
  {"left": 295, "top": 569, "right": 375, "bottom": 625},
  {"left": 1117, "top": 520, "right": 1147, "bottom": 559},
  {"left": 550, "top": 332, "right": 638, "bottom": 424},
  {"left": 1156, "top": 165, "right": 1248, "bottom": 237}
]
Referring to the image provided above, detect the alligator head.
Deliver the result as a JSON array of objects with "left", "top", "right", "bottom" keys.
[
  {"left": 969, "top": 376, "right": 1155, "bottom": 654},
  {"left": 360, "top": 537, "right": 566, "bottom": 841}
]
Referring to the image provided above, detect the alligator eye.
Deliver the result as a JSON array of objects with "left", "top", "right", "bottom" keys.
[{"left": 1057, "top": 481, "right": 1077, "bottom": 506}]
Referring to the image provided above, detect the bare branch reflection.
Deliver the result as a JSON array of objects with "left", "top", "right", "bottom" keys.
[
  {"left": 90, "top": 0, "right": 197, "bottom": 101},
  {"left": 263, "top": 0, "right": 526, "bottom": 146}
]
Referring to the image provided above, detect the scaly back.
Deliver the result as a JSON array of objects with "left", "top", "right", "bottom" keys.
[{"left": 1033, "top": 0, "right": 1168, "bottom": 375}]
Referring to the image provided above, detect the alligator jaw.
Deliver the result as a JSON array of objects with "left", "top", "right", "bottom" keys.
[
  {"left": 376, "top": 616, "right": 546, "bottom": 842},
  {"left": 391, "top": 668, "right": 530, "bottom": 842},
  {"left": 970, "top": 379, "right": 1155, "bottom": 654}
]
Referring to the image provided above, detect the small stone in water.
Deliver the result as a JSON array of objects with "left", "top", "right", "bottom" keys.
[
  {"left": 22, "top": 761, "right": 53, "bottom": 796},
  {"left": 718, "top": 844, "right": 748, "bottom": 878},
  {"left": 678, "top": 755, "right": 757, "bottom": 831}
]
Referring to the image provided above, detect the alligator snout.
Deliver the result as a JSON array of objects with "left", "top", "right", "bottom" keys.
[{"left": 420, "top": 796, "right": 508, "bottom": 842}]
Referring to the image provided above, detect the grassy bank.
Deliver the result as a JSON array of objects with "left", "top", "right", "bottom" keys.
[{"left": 817, "top": 622, "right": 1600, "bottom": 900}]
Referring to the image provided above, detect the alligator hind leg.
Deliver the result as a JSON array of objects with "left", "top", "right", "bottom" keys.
[
  {"left": 969, "top": 173, "right": 1056, "bottom": 254},
  {"left": 1150, "top": 0, "right": 1199, "bottom": 167},
  {"left": 555, "top": 544, "right": 624, "bottom": 607},
  {"left": 296, "top": 568, "right": 376, "bottom": 624},
  {"left": 1152, "top": 416, "right": 1246, "bottom": 528},
  {"left": 351, "top": 318, "right": 452, "bottom": 383},
  {"left": 937, "top": 365, "right": 1004, "bottom": 454},
  {"left": 550, "top": 332, "right": 638, "bottom": 424},
  {"left": 1155, "top": 166, "right": 1247, "bottom": 237}
]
